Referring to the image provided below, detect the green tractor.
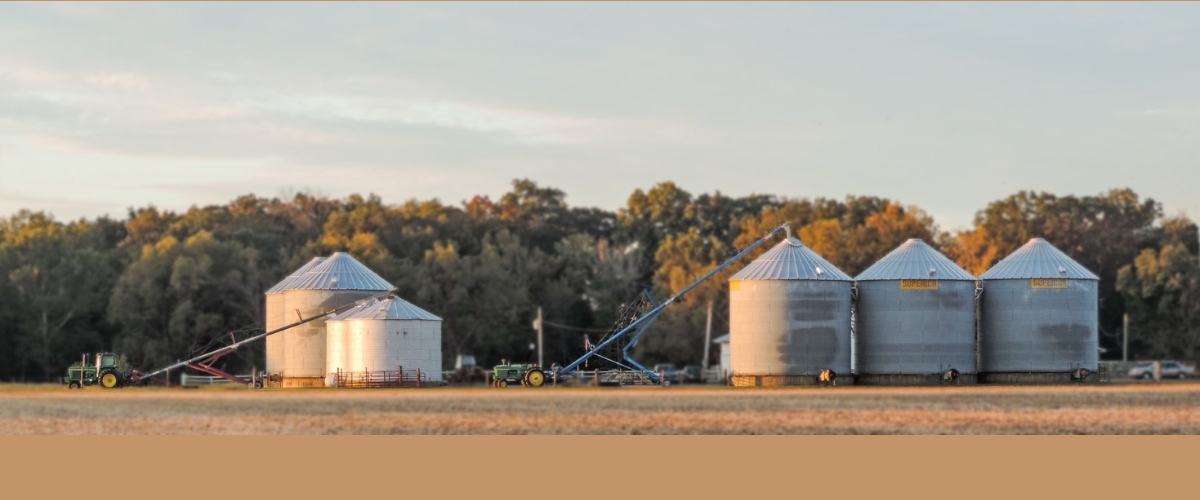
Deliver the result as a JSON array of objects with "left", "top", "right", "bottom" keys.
[
  {"left": 62, "top": 352, "right": 134, "bottom": 389},
  {"left": 492, "top": 361, "right": 547, "bottom": 388}
]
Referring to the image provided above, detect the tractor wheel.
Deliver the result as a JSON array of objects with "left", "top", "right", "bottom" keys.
[
  {"left": 68, "top": 381, "right": 81, "bottom": 389},
  {"left": 498, "top": 379, "right": 508, "bottom": 388},
  {"left": 525, "top": 369, "right": 545, "bottom": 387},
  {"left": 99, "top": 370, "right": 121, "bottom": 389}
]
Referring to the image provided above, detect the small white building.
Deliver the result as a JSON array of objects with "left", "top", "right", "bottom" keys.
[
  {"left": 325, "top": 296, "right": 443, "bottom": 385},
  {"left": 712, "top": 333, "right": 731, "bottom": 381}
]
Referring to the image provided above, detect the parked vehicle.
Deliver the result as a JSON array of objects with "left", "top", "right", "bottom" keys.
[
  {"left": 61, "top": 352, "right": 135, "bottom": 389},
  {"left": 1127, "top": 361, "right": 1196, "bottom": 379},
  {"left": 680, "top": 365, "right": 703, "bottom": 384},
  {"left": 652, "top": 363, "right": 681, "bottom": 383}
]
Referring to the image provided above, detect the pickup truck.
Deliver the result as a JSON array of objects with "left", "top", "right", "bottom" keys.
[{"left": 1127, "top": 361, "right": 1196, "bottom": 379}]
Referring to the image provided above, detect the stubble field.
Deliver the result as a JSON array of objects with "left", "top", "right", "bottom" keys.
[{"left": 1, "top": 382, "right": 1197, "bottom": 434}]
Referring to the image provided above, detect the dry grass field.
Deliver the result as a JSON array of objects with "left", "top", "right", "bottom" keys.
[{"left": 1, "top": 382, "right": 1198, "bottom": 434}]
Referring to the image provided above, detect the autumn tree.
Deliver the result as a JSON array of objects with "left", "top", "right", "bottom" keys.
[{"left": 947, "top": 189, "right": 1168, "bottom": 354}]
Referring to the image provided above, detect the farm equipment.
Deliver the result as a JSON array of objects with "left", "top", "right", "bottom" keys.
[
  {"left": 62, "top": 352, "right": 137, "bottom": 389},
  {"left": 492, "top": 222, "right": 791, "bottom": 388},
  {"left": 63, "top": 289, "right": 397, "bottom": 389},
  {"left": 445, "top": 355, "right": 490, "bottom": 385},
  {"left": 492, "top": 362, "right": 546, "bottom": 387}
]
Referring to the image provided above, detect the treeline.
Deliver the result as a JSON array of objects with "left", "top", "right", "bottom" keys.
[{"left": 0, "top": 180, "right": 1197, "bottom": 381}]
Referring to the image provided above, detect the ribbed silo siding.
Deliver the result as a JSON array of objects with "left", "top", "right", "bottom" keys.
[
  {"left": 856, "top": 280, "right": 977, "bottom": 375},
  {"left": 730, "top": 280, "right": 852, "bottom": 377},
  {"left": 331, "top": 319, "right": 443, "bottom": 381},
  {"left": 980, "top": 279, "right": 1099, "bottom": 373},
  {"left": 281, "top": 289, "right": 381, "bottom": 385},
  {"left": 325, "top": 320, "right": 348, "bottom": 376},
  {"left": 265, "top": 293, "right": 285, "bottom": 374}
]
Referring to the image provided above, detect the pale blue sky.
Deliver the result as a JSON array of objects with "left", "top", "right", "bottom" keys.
[{"left": 1, "top": 2, "right": 1198, "bottom": 230}]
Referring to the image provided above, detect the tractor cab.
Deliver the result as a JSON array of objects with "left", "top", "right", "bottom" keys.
[{"left": 97, "top": 352, "right": 117, "bottom": 370}]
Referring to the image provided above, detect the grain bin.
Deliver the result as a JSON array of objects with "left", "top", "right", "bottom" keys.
[
  {"left": 728, "top": 237, "right": 853, "bottom": 386},
  {"left": 325, "top": 296, "right": 443, "bottom": 386},
  {"left": 264, "top": 257, "right": 326, "bottom": 376},
  {"left": 280, "top": 252, "right": 394, "bottom": 387},
  {"left": 854, "top": 239, "right": 978, "bottom": 385},
  {"left": 979, "top": 238, "right": 1099, "bottom": 383}
]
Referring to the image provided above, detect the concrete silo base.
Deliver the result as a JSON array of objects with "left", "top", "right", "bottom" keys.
[
  {"left": 978, "top": 372, "right": 1102, "bottom": 385},
  {"left": 854, "top": 373, "right": 978, "bottom": 386},
  {"left": 730, "top": 374, "right": 855, "bottom": 387},
  {"left": 282, "top": 377, "right": 327, "bottom": 388}
]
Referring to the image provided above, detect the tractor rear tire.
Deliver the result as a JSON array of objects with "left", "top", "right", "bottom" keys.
[
  {"left": 99, "top": 370, "right": 121, "bottom": 389},
  {"left": 525, "top": 369, "right": 545, "bottom": 387}
]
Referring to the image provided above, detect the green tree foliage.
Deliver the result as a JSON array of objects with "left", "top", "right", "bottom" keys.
[
  {"left": 0, "top": 183, "right": 1195, "bottom": 381},
  {"left": 107, "top": 231, "right": 261, "bottom": 373},
  {"left": 1116, "top": 244, "right": 1200, "bottom": 360},
  {"left": 0, "top": 211, "right": 125, "bottom": 380}
]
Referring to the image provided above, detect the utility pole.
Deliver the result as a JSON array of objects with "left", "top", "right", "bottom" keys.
[
  {"left": 1122, "top": 313, "right": 1128, "bottom": 363},
  {"left": 702, "top": 299, "right": 714, "bottom": 369},
  {"left": 536, "top": 306, "right": 544, "bottom": 368}
]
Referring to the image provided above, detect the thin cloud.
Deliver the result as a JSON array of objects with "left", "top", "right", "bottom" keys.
[
  {"left": 1141, "top": 107, "right": 1200, "bottom": 117},
  {"left": 85, "top": 72, "right": 151, "bottom": 91},
  {"left": 244, "top": 95, "right": 606, "bottom": 144}
]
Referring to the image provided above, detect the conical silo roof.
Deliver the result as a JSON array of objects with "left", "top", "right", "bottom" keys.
[
  {"left": 265, "top": 256, "right": 327, "bottom": 294},
  {"left": 729, "top": 237, "right": 852, "bottom": 281},
  {"left": 330, "top": 296, "right": 442, "bottom": 322},
  {"left": 980, "top": 238, "right": 1099, "bottom": 280},
  {"left": 856, "top": 239, "right": 975, "bottom": 281},
  {"left": 287, "top": 252, "right": 395, "bottom": 291}
]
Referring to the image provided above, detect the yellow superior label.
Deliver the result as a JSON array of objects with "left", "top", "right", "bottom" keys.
[
  {"left": 730, "top": 281, "right": 740, "bottom": 291},
  {"left": 900, "top": 279, "right": 939, "bottom": 290},
  {"left": 1031, "top": 278, "right": 1069, "bottom": 289}
]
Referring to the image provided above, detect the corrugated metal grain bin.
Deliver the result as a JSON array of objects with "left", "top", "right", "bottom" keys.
[
  {"left": 728, "top": 237, "right": 853, "bottom": 386},
  {"left": 325, "top": 296, "right": 443, "bottom": 386},
  {"left": 854, "top": 239, "right": 978, "bottom": 385},
  {"left": 979, "top": 238, "right": 1099, "bottom": 383},
  {"left": 264, "top": 257, "right": 326, "bottom": 375},
  {"left": 279, "top": 252, "right": 394, "bottom": 387}
]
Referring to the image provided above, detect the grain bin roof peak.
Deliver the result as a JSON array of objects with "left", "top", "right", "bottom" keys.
[
  {"left": 265, "top": 256, "right": 327, "bottom": 294},
  {"left": 980, "top": 238, "right": 1099, "bottom": 280},
  {"left": 287, "top": 252, "right": 394, "bottom": 291},
  {"left": 729, "top": 237, "right": 852, "bottom": 281},
  {"left": 329, "top": 296, "right": 441, "bottom": 322},
  {"left": 855, "top": 238, "right": 975, "bottom": 281}
]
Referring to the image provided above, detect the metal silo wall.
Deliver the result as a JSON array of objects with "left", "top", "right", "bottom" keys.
[
  {"left": 980, "top": 279, "right": 1098, "bottom": 373},
  {"left": 730, "top": 280, "right": 852, "bottom": 379},
  {"left": 265, "top": 293, "right": 285, "bottom": 374},
  {"left": 325, "top": 320, "right": 349, "bottom": 379},
  {"left": 856, "top": 280, "right": 977, "bottom": 376},
  {"left": 335, "top": 319, "right": 443, "bottom": 381},
  {"left": 280, "top": 289, "right": 379, "bottom": 386}
]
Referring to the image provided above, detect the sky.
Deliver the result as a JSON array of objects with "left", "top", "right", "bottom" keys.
[{"left": 1, "top": 2, "right": 1198, "bottom": 230}]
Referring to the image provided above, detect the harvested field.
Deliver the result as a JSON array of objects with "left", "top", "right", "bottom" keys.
[{"left": 1, "top": 382, "right": 1198, "bottom": 434}]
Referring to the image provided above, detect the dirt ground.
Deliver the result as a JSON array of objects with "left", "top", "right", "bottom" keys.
[{"left": 1, "top": 382, "right": 1197, "bottom": 434}]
